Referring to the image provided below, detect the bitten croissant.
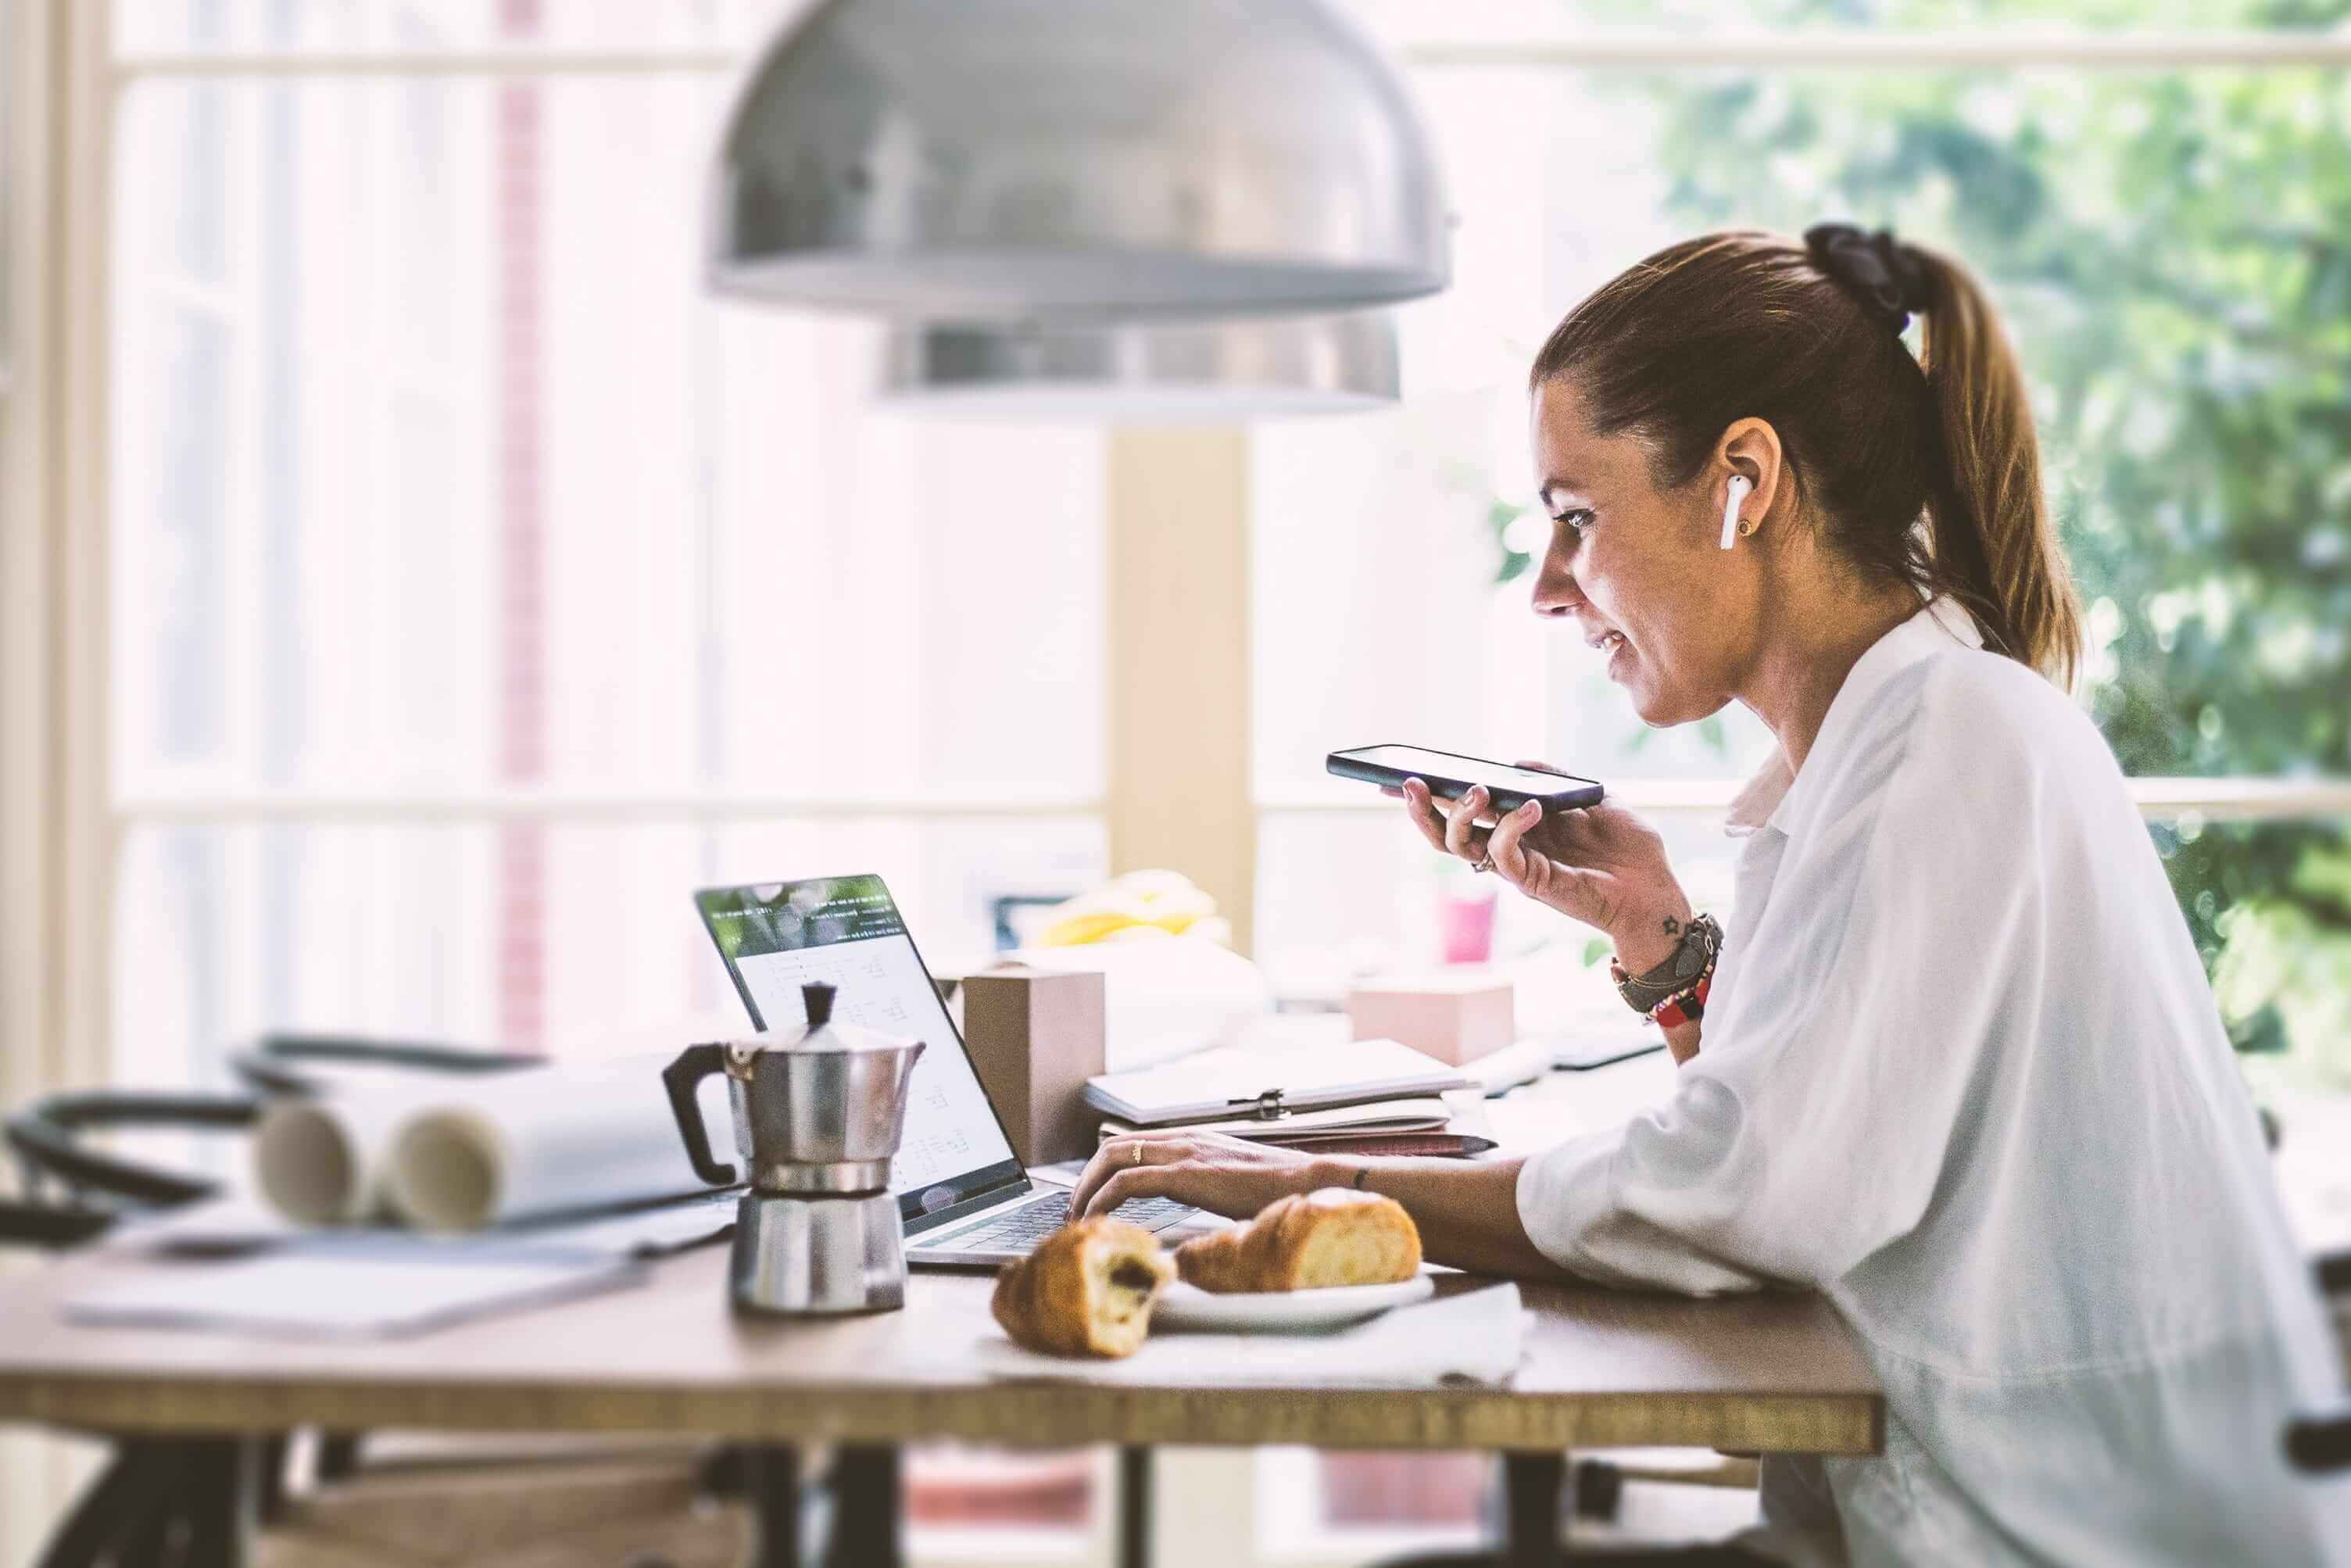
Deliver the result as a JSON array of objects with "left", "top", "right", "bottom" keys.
[
  {"left": 990, "top": 1218, "right": 1175, "bottom": 1359},
  {"left": 1175, "top": 1187, "right": 1422, "bottom": 1294}
]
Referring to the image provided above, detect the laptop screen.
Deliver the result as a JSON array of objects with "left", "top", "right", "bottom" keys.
[{"left": 695, "top": 875, "right": 1025, "bottom": 1223}]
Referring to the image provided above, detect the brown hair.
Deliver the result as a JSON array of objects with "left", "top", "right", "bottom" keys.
[{"left": 1527, "top": 230, "right": 2081, "bottom": 690}]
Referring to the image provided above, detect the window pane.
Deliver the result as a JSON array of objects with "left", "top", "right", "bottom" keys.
[
  {"left": 116, "top": 821, "right": 503, "bottom": 1094},
  {"left": 1256, "top": 808, "right": 1747, "bottom": 994},
  {"left": 1251, "top": 63, "right": 1780, "bottom": 807},
  {"left": 113, "top": 73, "right": 1104, "bottom": 804},
  {"left": 115, "top": 814, "right": 1103, "bottom": 1083},
  {"left": 109, "top": 51, "right": 1107, "bottom": 1186}
]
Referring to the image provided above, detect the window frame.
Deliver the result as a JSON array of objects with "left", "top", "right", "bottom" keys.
[
  {"left": 5, "top": 0, "right": 113, "bottom": 1119},
  {"left": 93, "top": 27, "right": 2351, "bottom": 823}
]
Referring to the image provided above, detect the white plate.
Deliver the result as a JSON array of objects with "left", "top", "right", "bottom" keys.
[{"left": 1150, "top": 1273, "right": 1435, "bottom": 1333}]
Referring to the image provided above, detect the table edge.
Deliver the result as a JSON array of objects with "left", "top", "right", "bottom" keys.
[{"left": 0, "top": 1371, "right": 1884, "bottom": 1456}]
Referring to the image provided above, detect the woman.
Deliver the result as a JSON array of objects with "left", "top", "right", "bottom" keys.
[{"left": 1072, "top": 227, "right": 2349, "bottom": 1564}]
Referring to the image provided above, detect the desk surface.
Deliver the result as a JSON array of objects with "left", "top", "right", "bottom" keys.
[{"left": 0, "top": 1245, "right": 1880, "bottom": 1456}]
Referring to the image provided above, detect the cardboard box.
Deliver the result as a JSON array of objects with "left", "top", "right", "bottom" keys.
[
  {"left": 959, "top": 965, "right": 1108, "bottom": 1166},
  {"left": 1344, "top": 972, "right": 1515, "bottom": 1066}
]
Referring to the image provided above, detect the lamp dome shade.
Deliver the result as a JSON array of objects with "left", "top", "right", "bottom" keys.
[{"left": 708, "top": 0, "right": 1451, "bottom": 320}]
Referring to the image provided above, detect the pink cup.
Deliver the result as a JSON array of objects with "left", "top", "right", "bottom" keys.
[{"left": 1439, "top": 885, "right": 1499, "bottom": 965}]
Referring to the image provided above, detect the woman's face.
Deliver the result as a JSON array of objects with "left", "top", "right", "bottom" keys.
[{"left": 1526, "top": 377, "right": 1748, "bottom": 727}]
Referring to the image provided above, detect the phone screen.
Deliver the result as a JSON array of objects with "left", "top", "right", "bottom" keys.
[{"left": 1339, "top": 746, "right": 1596, "bottom": 794}]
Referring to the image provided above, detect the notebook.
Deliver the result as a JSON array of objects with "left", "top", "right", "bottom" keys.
[{"left": 1082, "top": 1038, "right": 1472, "bottom": 1128}]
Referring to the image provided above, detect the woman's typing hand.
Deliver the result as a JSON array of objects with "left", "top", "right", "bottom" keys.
[
  {"left": 1070, "top": 1132, "right": 1328, "bottom": 1222},
  {"left": 1395, "top": 765, "right": 1694, "bottom": 973}
]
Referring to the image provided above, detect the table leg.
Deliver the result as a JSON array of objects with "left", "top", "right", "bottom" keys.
[
  {"left": 749, "top": 1444, "right": 803, "bottom": 1568},
  {"left": 316, "top": 1430, "right": 363, "bottom": 1481},
  {"left": 824, "top": 1444, "right": 901, "bottom": 1568},
  {"left": 113, "top": 1445, "right": 184, "bottom": 1568},
  {"left": 34, "top": 1438, "right": 177, "bottom": 1568},
  {"left": 1118, "top": 1446, "right": 1153, "bottom": 1568},
  {"left": 1501, "top": 1452, "right": 1566, "bottom": 1568},
  {"left": 177, "top": 1435, "right": 256, "bottom": 1568},
  {"left": 255, "top": 1434, "right": 290, "bottom": 1526}
]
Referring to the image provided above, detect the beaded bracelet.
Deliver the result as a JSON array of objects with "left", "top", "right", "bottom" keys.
[
  {"left": 1649, "top": 968, "right": 1712, "bottom": 1029},
  {"left": 1608, "top": 940, "right": 1719, "bottom": 1029}
]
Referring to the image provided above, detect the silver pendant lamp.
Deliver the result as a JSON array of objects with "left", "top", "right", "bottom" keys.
[
  {"left": 875, "top": 310, "right": 1400, "bottom": 420},
  {"left": 707, "top": 0, "right": 1451, "bottom": 320}
]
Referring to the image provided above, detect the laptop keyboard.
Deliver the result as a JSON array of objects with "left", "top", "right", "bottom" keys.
[{"left": 913, "top": 1190, "right": 1196, "bottom": 1255}]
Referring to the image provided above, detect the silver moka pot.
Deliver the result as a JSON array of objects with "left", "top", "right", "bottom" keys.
[{"left": 662, "top": 982, "right": 925, "bottom": 1315}]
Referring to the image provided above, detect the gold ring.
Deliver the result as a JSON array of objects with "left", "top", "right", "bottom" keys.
[{"left": 1130, "top": 1143, "right": 1143, "bottom": 1167}]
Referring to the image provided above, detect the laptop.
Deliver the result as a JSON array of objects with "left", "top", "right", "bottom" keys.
[{"left": 694, "top": 874, "right": 1208, "bottom": 1267}]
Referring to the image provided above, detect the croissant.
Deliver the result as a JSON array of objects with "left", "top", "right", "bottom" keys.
[
  {"left": 1174, "top": 1188, "right": 1422, "bottom": 1294},
  {"left": 990, "top": 1218, "right": 1175, "bottom": 1359}
]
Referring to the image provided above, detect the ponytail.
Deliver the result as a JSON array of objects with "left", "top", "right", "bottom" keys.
[
  {"left": 1911, "top": 246, "right": 2084, "bottom": 692},
  {"left": 1528, "top": 228, "right": 2084, "bottom": 693}
]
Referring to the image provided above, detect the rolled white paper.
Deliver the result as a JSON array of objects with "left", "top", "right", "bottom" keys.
[
  {"left": 252, "top": 1084, "right": 440, "bottom": 1226},
  {"left": 383, "top": 1054, "right": 730, "bottom": 1233}
]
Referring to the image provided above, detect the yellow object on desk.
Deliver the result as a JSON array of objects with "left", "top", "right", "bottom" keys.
[{"left": 1036, "top": 869, "right": 1229, "bottom": 947}]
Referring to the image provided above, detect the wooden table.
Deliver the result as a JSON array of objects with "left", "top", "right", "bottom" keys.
[{"left": 0, "top": 1239, "right": 1880, "bottom": 1567}]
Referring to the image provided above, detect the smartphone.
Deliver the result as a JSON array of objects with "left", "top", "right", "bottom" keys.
[{"left": 1326, "top": 745, "right": 1605, "bottom": 814}]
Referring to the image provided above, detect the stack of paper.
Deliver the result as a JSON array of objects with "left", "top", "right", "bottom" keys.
[
  {"left": 1099, "top": 1096, "right": 1450, "bottom": 1141},
  {"left": 1084, "top": 1039, "right": 1487, "bottom": 1156},
  {"left": 1086, "top": 1038, "right": 1470, "bottom": 1124}
]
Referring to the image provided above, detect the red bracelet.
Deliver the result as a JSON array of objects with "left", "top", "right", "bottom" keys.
[
  {"left": 1612, "top": 949, "right": 1716, "bottom": 1028},
  {"left": 1651, "top": 972, "right": 1711, "bottom": 1029}
]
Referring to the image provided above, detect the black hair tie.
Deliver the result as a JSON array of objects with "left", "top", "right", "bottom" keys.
[{"left": 1804, "top": 222, "right": 1935, "bottom": 335}]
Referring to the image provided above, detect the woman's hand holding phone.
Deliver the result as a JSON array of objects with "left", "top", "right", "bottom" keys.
[{"left": 1396, "top": 763, "right": 1694, "bottom": 974}]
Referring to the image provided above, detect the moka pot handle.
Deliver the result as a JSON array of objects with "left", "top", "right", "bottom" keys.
[{"left": 660, "top": 1044, "right": 738, "bottom": 1187}]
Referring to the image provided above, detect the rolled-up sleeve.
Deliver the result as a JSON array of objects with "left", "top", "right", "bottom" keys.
[{"left": 1518, "top": 668, "right": 2044, "bottom": 1294}]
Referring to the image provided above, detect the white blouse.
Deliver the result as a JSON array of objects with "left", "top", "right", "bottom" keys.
[{"left": 1517, "top": 598, "right": 2351, "bottom": 1565}]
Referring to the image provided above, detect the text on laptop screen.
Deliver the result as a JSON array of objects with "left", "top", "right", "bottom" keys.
[{"left": 698, "top": 877, "right": 1018, "bottom": 1202}]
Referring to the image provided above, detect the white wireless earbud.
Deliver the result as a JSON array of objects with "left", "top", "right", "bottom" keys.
[{"left": 1718, "top": 474, "right": 1754, "bottom": 551}]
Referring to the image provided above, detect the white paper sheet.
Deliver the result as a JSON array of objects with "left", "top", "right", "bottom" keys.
[
  {"left": 63, "top": 1248, "right": 645, "bottom": 1339},
  {"left": 120, "top": 1188, "right": 739, "bottom": 1258},
  {"left": 496, "top": 1187, "right": 739, "bottom": 1255}
]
